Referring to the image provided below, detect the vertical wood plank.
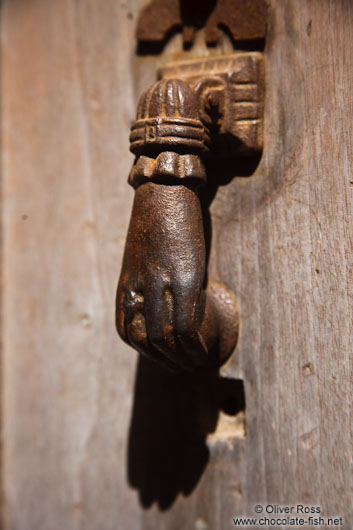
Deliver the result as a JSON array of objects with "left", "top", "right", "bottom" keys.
[
  {"left": 214, "top": 0, "right": 353, "bottom": 524},
  {"left": 2, "top": 0, "right": 141, "bottom": 528}
]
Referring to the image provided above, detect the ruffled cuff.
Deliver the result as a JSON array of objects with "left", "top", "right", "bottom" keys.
[{"left": 128, "top": 151, "right": 206, "bottom": 189}]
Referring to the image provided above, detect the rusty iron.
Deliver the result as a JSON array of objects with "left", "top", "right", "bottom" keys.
[
  {"left": 137, "top": 0, "right": 267, "bottom": 48},
  {"left": 116, "top": 79, "right": 239, "bottom": 371},
  {"left": 159, "top": 53, "right": 265, "bottom": 157},
  {"left": 116, "top": 1, "right": 267, "bottom": 371}
]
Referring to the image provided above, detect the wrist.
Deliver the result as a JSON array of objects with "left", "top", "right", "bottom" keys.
[{"left": 128, "top": 78, "right": 209, "bottom": 190}]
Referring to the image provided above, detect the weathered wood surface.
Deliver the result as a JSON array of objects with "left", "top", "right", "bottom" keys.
[
  {"left": 2, "top": 1, "right": 140, "bottom": 528},
  {"left": 1, "top": 0, "right": 352, "bottom": 529}
]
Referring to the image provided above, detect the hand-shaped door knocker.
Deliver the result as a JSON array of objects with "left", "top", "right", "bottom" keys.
[{"left": 116, "top": 79, "right": 240, "bottom": 372}]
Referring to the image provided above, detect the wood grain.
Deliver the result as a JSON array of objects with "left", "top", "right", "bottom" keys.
[
  {"left": 2, "top": 0, "right": 140, "bottom": 528},
  {"left": 1, "top": 0, "right": 352, "bottom": 529},
  {"left": 214, "top": 0, "right": 353, "bottom": 525}
]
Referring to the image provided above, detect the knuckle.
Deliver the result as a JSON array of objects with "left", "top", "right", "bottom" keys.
[
  {"left": 174, "top": 316, "right": 196, "bottom": 341},
  {"left": 149, "top": 328, "right": 173, "bottom": 354},
  {"left": 129, "top": 312, "right": 147, "bottom": 345},
  {"left": 175, "top": 274, "right": 200, "bottom": 296},
  {"left": 122, "top": 289, "right": 144, "bottom": 322}
]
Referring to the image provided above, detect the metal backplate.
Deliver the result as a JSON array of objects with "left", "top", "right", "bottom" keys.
[{"left": 159, "top": 53, "right": 264, "bottom": 157}]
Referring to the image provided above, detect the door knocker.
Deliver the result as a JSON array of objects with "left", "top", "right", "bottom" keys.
[{"left": 116, "top": 0, "right": 267, "bottom": 372}]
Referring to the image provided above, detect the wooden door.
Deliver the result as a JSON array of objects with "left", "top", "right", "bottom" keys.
[{"left": 1, "top": 1, "right": 352, "bottom": 529}]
